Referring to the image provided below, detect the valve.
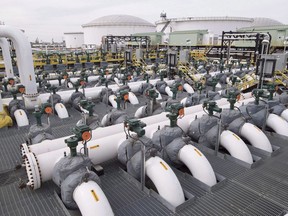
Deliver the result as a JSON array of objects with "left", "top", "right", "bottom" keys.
[
  {"left": 211, "top": 76, "right": 219, "bottom": 92},
  {"left": 79, "top": 98, "right": 95, "bottom": 116},
  {"left": 124, "top": 118, "right": 146, "bottom": 137},
  {"left": 225, "top": 90, "right": 240, "bottom": 110},
  {"left": 114, "top": 90, "right": 129, "bottom": 110},
  {"left": 143, "top": 73, "right": 150, "bottom": 83},
  {"left": 171, "top": 82, "right": 183, "bottom": 100},
  {"left": 229, "top": 75, "right": 240, "bottom": 86},
  {"left": 146, "top": 89, "right": 159, "bottom": 100},
  {"left": 195, "top": 81, "right": 203, "bottom": 94},
  {"left": 264, "top": 83, "right": 277, "bottom": 101},
  {"left": 33, "top": 103, "right": 53, "bottom": 126},
  {"left": 64, "top": 124, "right": 91, "bottom": 157},
  {"left": 165, "top": 103, "right": 184, "bottom": 127},
  {"left": 203, "top": 100, "right": 222, "bottom": 116},
  {"left": 251, "top": 89, "right": 265, "bottom": 105}
]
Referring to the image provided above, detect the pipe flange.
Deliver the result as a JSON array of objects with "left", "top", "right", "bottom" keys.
[
  {"left": 20, "top": 143, "right": 30, "bottom": 158},
  {"left": 23, "top": 152, "right": 41, "bottom": 190}
]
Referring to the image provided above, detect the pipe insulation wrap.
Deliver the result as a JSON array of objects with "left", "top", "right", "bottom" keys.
[
  {"left": 266, "top": 114, "right": 288, "bottom": 136},
  {"left": 145, "top": 156, "right": 185, "bottom": 207},
  {"left": 178, "top": 145, "right": 217, "bottom": 186},
  {"left": 240, "top": 123, "right": 272, "bottom": 152},
  {"left": 280, "top": 109, "right": 288, "bottom": 122},
  {"left": 73, "top": 181, "right": 114, "bottom": 216},
  {"left": 220, "top": 130, "right": 253, "bottom": 164}
]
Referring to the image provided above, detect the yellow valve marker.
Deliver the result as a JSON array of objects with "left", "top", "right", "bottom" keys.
[
  {"left": 29, "top": 75, "right": 32, "bottom": 81},
  {"left": 90, "top": 145, "right": 100, "bottom": 150},
  {"left": 160, "top": 161, "right": 168, "bottom": 170},
  {"left": 194, "top": 148, "right": 202, "bottom": 156},
  {"left": 232, "top": 133, "right": 240, "bottom": 140},
  {"left": 91, "top": 190, "right": 99, "bottom": 202}
]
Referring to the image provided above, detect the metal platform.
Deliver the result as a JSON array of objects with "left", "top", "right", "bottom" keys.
[{"left": 1, "top": 106, "right": 288, "bottom": 215}]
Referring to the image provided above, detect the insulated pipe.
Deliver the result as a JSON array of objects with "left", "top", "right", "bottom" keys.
[
  {"left": 220, "top": 130, "right": 253, "bottom": 164},
  {"left": 0, "top": 26, "right": 37, "bottom": 94},
  {"left": 183, "top": 83, "right": 194, "bottom": 94},
  {"left": 280, "top": 109, "right": 288, "bottom": 122},
  {"left": 14, "top": 109, "right": 29, "bottom": 127},
  {"left": 21, "top": 95, "right": 255, "bottom": 157},
  {"left": 134, "top": 106, "right": 146, "bottom": 118},
  {"left": 178, "top": 145, "right": 217, "bottom": 186},
  {"left": 128, "top": 92, "right": 139, "bottom": 105},
  {"left": 266, "top": 114, "right": 288, "bottom": 136},
  {"left": 0, "top": 92, "right": 3, "bottom": 112},
  {"left": 165, "top": 86, "right": 173, "bottom": 97},
  {"left": 0, "top": 38, "right": 14, "bottom": 78},
  {"left": 108, "top": 95, "right": 117, "bottom": 108},
  {"left": 240, "top": 123, "right": 272, "bottom": 152},
  {"left": 54, "top": 103, "right": 69, "bottom": 119},
  {"left": 145, "top": 156, "right": 185, "bottom": 207},
  {"left": 73, "top": 181, "right": 114, "bottom": 216}
]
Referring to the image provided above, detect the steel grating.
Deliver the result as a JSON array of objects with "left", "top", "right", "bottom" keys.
[
  {"left": 235, "top": 197, "right": 285, "bottom": 216},
  {"left": 0, "top": 181, "right": 67, "bottom": 216}
]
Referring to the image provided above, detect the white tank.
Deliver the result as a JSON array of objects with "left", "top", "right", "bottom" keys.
[{"left": 64, "top": 32, "right": 84, "bottom": 48}]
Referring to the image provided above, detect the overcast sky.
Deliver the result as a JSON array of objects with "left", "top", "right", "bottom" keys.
[{"left": 1, "top": 0, "right": 287, "bottom": 42}]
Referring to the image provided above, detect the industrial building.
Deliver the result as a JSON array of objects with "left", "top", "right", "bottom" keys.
[
  {"left": 63, "top": 32, "right": 84, "bottom": 49},
  {"left": 81, "top": 15, "right": 155, "bottom": 48}
]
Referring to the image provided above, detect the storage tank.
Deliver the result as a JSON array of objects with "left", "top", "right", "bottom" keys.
[
  {"left": 64, "top": 32, "right": 84, "bottom": 49},
  {"left": 82, "top": 15, "right": 156, "bottom": 47}
]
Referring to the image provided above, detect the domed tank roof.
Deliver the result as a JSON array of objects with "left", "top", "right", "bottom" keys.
[
  {"left": 82, "top": 15, "right": 155, "bottom": 27},
  {"left": 251, "top": 17, "right": 283, "bottom": 27}
]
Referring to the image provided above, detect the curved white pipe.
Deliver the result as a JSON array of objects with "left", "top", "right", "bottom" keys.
[
  {"left": 0, "top": 38, "right": 14, "bottom": 78},
  {"left": 0, "top": 26, "right": 37, "bottom": 94},
  {"left": 145, "top": 156, "right": 185, "bottom": 207},
  {"left": 183, "top": 83, "right": 194, "bottom": 94},
  {"left": 21, "top": 95, "right": 254, "bottom": 157},
  {"left": 220, "top": 130, "right": 253, "bottom": 164},
  {"left": 108, "top": 95, "right": 117, "bottom": 108},
  {"left": 180, "top": 97, "right": 187, "bottom": 106},
  {"left": 73, "top": 181, "right": 114, "bottom": 216},
  {"left": 134, "top": 106, "right": 145, "bottom": 118},
  {"left": 101, "top": 114, "right": 109, "bottom": 126},
  {"left": 280, "top": 109, "right": 288, "bottom": 122},
  {"left": 240, "top": 123, "right": 272, "bottom": 152},
  {"left": 178, "top": 145, "right": 217, "bottom": 186},
  {"left": 165, "top": 86, "right": 173, "bottom": 97},
  {"left": 54, "top": 103, "right": 69, "bottom": 119},
  {"left": 128, "top": 92, "right": 139, "bottom": 105},
  {"left": 14, "top": 109, "right": 29, "bottom": 127},
  {"left": 266, "top": 113, "right": 288, "bottom": 136},
  {"left": 155, "top": 89, "right": 162, "bottom": 100}
]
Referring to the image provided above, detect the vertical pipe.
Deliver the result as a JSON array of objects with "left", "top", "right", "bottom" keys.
[{"left": 0, "top": 38, "right": 14, "bottom": 78}]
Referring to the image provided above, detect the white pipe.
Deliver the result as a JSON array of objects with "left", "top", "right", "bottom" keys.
[
  {"left": 220, "top": 130, "right": 253, "bottom": 164},
  {"left": 0, "top": 26, "right": 37, "bottom": 94},
  {"left": 145, "top": 156, "right": 185, "bottom": 207},
  {"left": 155, "top": 89, "right": 162, "bottom": 100},
  {"left": 183, "top": 83, "right": 194, "bottom": 94},
  {"left": 280, "top": 109, "right": 288, "bottom": 122},
  {"left": 240, "top": 123, "right": 272, "bottom": 152},
  {"left": 178, "top": 145, "right": 217, "bottom": 186},
  {"left": 128, "top": 92, "right": 139, "bottom": 105},
  {"left": 73, "top": 181, "right": 114, "bottom": 216},
  {"left": 54, "top": 103, "right": 69, "bottom": 119},
  {"left": 14, "top": 109, "right": 29, "bottom": 127},
  {"left": 266, "top": 113, "right": 288, "bottom": 136},
  {"left": 108, "top": 95, "right": 117, "bottom": 108},
  {"left": 165, "top": 86, "right": 173, "bottom": 97},
  {"left": 134, "top": 106, "right": 145, "bottom": 118},
  {"left": 21, "top": 95, "right": 254, "bottom": 156},
  {"left": 180, "top": 97, "right": 187, "bottom": 106},
  {"left": 0, "top": 38, "right": 14, "bottom": 78},
  {"left": 0, "top": 92, "right": 3, "bottom": 112}
]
